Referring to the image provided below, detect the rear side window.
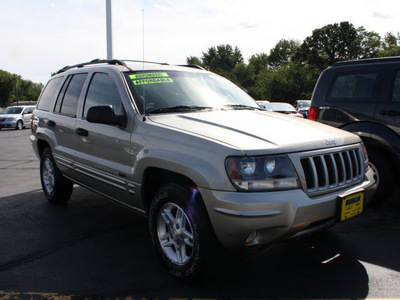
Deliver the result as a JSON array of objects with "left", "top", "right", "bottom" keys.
[
  {"left": 328, "top": 71, "right": 378, "bottom": 102},
  {"left": 54, "top": 73, "right": 87, "bottom": 117},
  {"left": 37, "top": 77, "right": 64, "bottom": 111},
  {"left": 392, "top": 70, "right": 400, "bottom": 102}
]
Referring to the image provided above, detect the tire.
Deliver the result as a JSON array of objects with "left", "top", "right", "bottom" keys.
[
  {"left": 16, "top": 120, "right": 23, "bottom": 130},
  {"left": 40, "top": 148, "right": 73, "bottom": 203},
  {"left": 367, "top": 147, "right": 396, "bottom": 206},
  {"left": 149, "top": 184, "right": 220, "bottom": 280}
]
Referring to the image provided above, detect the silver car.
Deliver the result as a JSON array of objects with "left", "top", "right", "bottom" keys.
[
  {"left": 30, "top": 59, "right": 377, "bottom": 280},
  {"left": 0, "top": 105, "right": 35, "bottom": 130}
]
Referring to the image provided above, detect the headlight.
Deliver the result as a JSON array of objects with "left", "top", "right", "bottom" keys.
[{"left": 226, "top": 155, "right": 300, "bottom": 191}]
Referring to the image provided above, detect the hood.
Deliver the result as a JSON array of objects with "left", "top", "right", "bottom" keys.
[
  {"left": 0, "top": 114, "right": 18, "bottom": 119},
  {"left": 148, "top": 110, "right": 360, "bottom": 155}
]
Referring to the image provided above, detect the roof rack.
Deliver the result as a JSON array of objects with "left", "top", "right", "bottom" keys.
[
  {"left": 122, "top": 59, "right": 169, "bottom": 66},
  {"left": 55, "top": 59, "right": 173, "bottom": 75},
  {"left": 55, "top": 59, "right": 133, "bottom": 74},
  {"left": 54, "top": 59, "right": 207, "bottom": 75},
  {"left": 333, "top": 56, "right": 400, "bottom": 67},
  {"left": 178, "top": 64, "right": 206, "bottom": 70}
]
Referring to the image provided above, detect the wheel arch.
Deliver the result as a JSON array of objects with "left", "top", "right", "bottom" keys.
[
  {"left": 340, "top": 121, "right": 400, "bottom": 169},
  {"left": 142, "top": 167, "right": 200, "bottom": 214},
  {"left": 36, "top": 139, "right": 51, "bottom": 158}
]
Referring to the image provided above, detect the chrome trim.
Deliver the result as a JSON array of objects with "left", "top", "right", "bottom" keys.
[
  {"left": 214, "top": 207, "right": 281, "bottom": 217},
  {"left": 63, "top": 174, "right": 146, "bottom": 215},
  {"left": 294, "top": 145, "right": 365, "bottom": 196},
  {"left": 54, "top": 154, "right": 74, "bottom": 169},
  {"left": 54, "top": 153, "right": 139, "bottom": 194}
]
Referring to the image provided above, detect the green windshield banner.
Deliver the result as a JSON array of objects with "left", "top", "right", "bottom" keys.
[{"left": 130, "top": 72, "right": 173, "bottom": 85}]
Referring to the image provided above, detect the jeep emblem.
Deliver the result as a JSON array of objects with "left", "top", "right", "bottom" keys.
[{"left": 326, "top": 139, "right": 337, "bottom": 146}]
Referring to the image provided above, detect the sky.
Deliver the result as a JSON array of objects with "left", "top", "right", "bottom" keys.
[{"left": 0, "top": 0, "right": 399, "bottom": 84}]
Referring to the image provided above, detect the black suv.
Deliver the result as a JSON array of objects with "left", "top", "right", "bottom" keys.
[{"left": 309, "top": 56, "right": 400, "bottom": 205}]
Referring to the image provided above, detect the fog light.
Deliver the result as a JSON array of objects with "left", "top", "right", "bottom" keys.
[{"left": 245, "top": 231, "right": 258, "bottom": 245}]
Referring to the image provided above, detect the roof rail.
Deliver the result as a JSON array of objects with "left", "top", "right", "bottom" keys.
[
  {"left": 333, "top": 56, "right": 400, "bottom": 67},
  {"left": 55, "top": 59, "right": 133, "bottom": 75},
  {"left": 178, "top": 64, "right": 206, "bottom": 70},
  {"left": 122, "top": 59, "right": 169, "bottom": 65}
]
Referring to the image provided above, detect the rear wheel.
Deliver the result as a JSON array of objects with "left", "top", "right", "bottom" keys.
[
  {"left": 367, "top": 147, "right": 396, "bottom": 206},
  {"left": 149, "top": 184, "right": 220, "bottom": 280},
  {"left": 40, "top": 148, "right": 73, "bottom": 203}
]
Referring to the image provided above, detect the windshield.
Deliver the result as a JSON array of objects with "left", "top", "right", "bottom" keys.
[
  {"left": 297, "top": 101, "right": 311, "bottom": 109},
  {"left": 124, "top": 71, "right": 259, "bottom": 114},
  {"left": 265, "top": 103, "right": 296, "bottom": 112},
  {"left": 1, "top": 107, "right": 23, "bottom": 114}
]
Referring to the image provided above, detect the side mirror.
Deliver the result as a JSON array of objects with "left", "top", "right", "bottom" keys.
[{"left": 87, "top": 106, "right": 127, "bottom": 128}]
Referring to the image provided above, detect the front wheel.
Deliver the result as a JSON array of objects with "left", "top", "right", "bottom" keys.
[
  {"left": 16, "top": 120, "right": 23, "bottom": 130},
  {"left": 40, "top": 148, "right": 73, "bottom": 203},
  {"left": 149, "top": 184, "right": 220, "bottom": 280}
]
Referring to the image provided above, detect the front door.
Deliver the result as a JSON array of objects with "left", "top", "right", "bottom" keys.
[{"left": 72, "top": 72, "right": 135, "bottom": 207}]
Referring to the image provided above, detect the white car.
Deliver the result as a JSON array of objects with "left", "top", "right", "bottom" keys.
[{"left": 0, "top": 105, "right": 35, "bottom": 130}]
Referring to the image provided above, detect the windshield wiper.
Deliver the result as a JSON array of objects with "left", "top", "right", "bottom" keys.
[
  {"left": 222, "top": 104, "right": 261, "bottom": 110},
  {"left": 148, "top": 106, "right": 213, "bottom": 114}
]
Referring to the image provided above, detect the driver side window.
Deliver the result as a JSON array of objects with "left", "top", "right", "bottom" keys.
[{"left": 83, "top": 73, "right": 124, "bottom": 119}]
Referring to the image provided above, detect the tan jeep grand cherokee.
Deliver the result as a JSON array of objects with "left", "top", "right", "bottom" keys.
[{"left": 31, "top": 59, "right": 376, "bottom": 279}]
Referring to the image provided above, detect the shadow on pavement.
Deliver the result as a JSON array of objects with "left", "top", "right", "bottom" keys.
[{"left": 3, "top": 186, "right": 398, "bottom": 299}]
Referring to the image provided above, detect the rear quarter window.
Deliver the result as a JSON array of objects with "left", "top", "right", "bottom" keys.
[
  {"left": 327, "top": 71, "right": 379, "bottom": 102},
  {"left": 392, "top": 70, "right": 400, "bottom": 102},
  {"left": 37, "top": 77, "right": 64, "bottom": 111},
  {"left": 54, "top": 73, "right": 88, "bottom": 117}
]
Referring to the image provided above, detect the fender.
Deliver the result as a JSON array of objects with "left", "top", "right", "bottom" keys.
[{"left": 340, "top": 121, "right": 400, "bottom": 162}]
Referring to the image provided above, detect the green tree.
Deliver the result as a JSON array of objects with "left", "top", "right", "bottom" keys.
[
  {"left": 186, "top": 56, "right": 203, "bottom": 67},
  {"left": 295, "top": 21, "right": 379, "bottom": 70},
  {"left": 201, "top": 44, "right": 243, "bottom": 76},
  {"left": 233, "top": 62, "right": 255, "bottom": 90},
  {"left": 248, "top": 53, "right": 269, "bottom": 74},
  {"left": 0, "top": 69, "right": 43, "bottom": 106},
  {"left": 252, "top": 62, "right": 319, "bottom": 102},
  {"left": 0, "top": 70, "right": 14, "bottom": 107},
  {"left": 356, "top": 27, "right": 381, "bottom": 58},
  {"left": 377, "top": 32, "right": 400, "bottom": 57},
  {"left": 268, "top": 39, "right": 300, "bottom": 70}
]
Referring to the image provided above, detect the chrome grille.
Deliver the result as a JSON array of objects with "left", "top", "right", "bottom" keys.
[{"left": 301, "top": 149, "right": 364, "bottom": 193}]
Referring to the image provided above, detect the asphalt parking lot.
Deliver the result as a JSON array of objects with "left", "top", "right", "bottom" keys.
[{"left": 1, "top": 129, "right": 400, "bottom": 299}]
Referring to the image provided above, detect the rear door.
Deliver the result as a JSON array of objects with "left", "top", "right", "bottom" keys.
[
  {"left": 317, "top": 68, "right": 384, "bottom": 128},
  {"left": 22, "top": 106, "right": 34, "bottom": 127},
  {"left": 51, "top": 73, "right": 88, "bottom": 178},
  {"left": 374, "top": 68, "right": 400, "bottom": 135},
  {"left": 72, "top": 71, "right": 135, "bottom": 207}
]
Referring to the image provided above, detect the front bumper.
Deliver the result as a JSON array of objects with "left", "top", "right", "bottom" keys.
[
  {"left": 200, "top": 167, "right": 376, "bottom": 248},
  {"left": 0, "top": 120, "right": 17, "bottom": 128}
]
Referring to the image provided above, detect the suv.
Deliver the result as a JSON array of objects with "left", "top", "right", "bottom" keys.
[
  {"left": 294, "top": 100, "right": 311, "bottom": 118},
  {"left": 31, "top": 59, "right": 376, "bottom": 279},
  {"left": 309, "top": 56, "right": 400, "bottom": 205},
  {"left": 0, "top": 105, "right": 35, "bottom": 130}
]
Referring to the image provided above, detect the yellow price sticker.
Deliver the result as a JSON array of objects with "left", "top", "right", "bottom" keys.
[
  {"left": 132, "top": 77, "right": 173, "bottom": 85},
  {"left": 130, "top": 72, "right": 169, "bottom": 79}
]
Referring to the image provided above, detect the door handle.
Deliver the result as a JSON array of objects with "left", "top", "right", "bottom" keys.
[
  {"left": 75, "top": 128, "right": 89, "bottom": 137},
  {"left": 46, "top": 120, "right": 56, "bottom": 127},
  {"left": 380, "top": 110, "right": 400, "bottom": 117}
]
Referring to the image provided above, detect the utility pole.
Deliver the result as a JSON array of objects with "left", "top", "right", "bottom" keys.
[{"left": 106, "top": 0, "right": 113, "bottom": 59}]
